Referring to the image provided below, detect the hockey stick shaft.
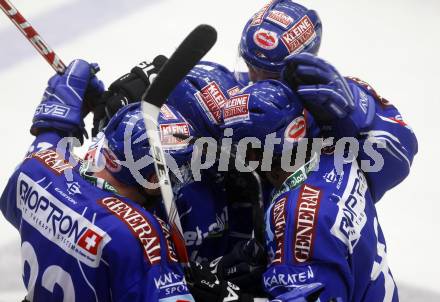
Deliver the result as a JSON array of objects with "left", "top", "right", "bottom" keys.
[
  {"left": 141, "top": 24, "right": 217, "bottom": 266},
  {"left": 0, "top": 0, "right": 65, "bottom": 73}
]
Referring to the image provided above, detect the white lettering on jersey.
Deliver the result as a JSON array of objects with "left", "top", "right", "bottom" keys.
[
  {"left": 371, "top": 218, "right": 395, "bottom": 302},
  {"left": 263, "top": 266, "right": 315, "bottom": 291},
  {"left": 16, "top": 172, "right": 110, "bottom": 267},
  {"left": 330, "top": 163, "right": 368, "bottom": 253}
]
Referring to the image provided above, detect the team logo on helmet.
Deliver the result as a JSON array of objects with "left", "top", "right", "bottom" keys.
[
  {"left": 281, "top": 15, "right": 316, "bottom": 54},
  {"left": 160, "top": 122, "right": 191, "bottom": 149},
  {"left": 223, "top": 94, "right": 250, "bottom": 124},
  {"left": 227, "top": 86, "right": 242, "bottom": 97},
  {"left": 194, "top": 81, "right": 228, "bottom": 124},
  {"left": 284, "top": 116, "right": 306, "bottom": 143},
  {"left": 253, "top": 29, "right": 279, "bottom": 50},
  {"left": 266, "top": 10, "right": 294, "bottom": 29},
  {"left": 250, "top": 0, "right": 276, "bottom": 26},
  {"left": 160, "top": 104, "right": 178, "bottom": 120}
]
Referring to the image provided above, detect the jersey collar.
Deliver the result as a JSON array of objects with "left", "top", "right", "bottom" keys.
[
  {"left": 271, "top": 153, "right": 318, "bottom": 201},
  {"left": 79, "top": 160, "right": 118, "bottom": 194}
]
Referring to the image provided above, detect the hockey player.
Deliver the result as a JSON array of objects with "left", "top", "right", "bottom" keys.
[
  {"left": 218, "top": 79, "right": 400, "bottom": 301},
  {"left": 0, "top": 60, "right": 196, "bottom": 301},
  {"left": 91, "top": 60, "right": 242, "bottom": 263},
  {"left": 237, "top": 0, "right": 321, "bottom": 83},
  {"left": 167, "top": 61, "right": 263, "bottom": 252},
  {"left": 237, "top": 0, "right": 418, "bottom": 201}
]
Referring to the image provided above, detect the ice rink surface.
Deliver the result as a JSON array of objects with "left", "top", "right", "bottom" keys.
[{"left": 0, "top": 0, "right": 439, "bottom": 300}]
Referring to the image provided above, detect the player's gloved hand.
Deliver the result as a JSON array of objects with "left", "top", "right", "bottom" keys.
[
  {"left": 92, "top": 55, "right": 167, "bottom": 136},
  {"left": 31, "top": 59, "right": 104, "bottom": 144},
  {"left": 282, "top": 53, "right": 375, "bottom": 138},
  {"left": 188, "top": 261, "right": 253, "bottom": 302},
  {"left": 270, "top": 283, "right": 325, "bottom": 302},
  {"left": 205, "top": 239, "right": 267, "bottom": 295}
]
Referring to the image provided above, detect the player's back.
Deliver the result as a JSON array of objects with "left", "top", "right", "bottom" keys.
[
  {"left": 1, "top": 148, "right": 191, "bottom": 302},
  {"left": 264, "top": 154, "right": 398, "bottom": 301}
]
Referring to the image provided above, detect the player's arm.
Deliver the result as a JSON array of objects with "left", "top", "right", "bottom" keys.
[
  {"left": 282, "top": 53, "right": 418, "bottom": 201},
  {"left": 100, "top": 206, "right": 195, "bottom": 302},
  {"left": 1, "top": 60, "right": 102, "bottom": 228},
  {"left": 346, "top": 77, "right": 418, "bottom": 200},
  {"left": 28, "top": 59, "right": 104, "bottom": 153}
]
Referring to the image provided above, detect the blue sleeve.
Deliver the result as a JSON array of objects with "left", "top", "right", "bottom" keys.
[
  {"left": 263, "top": 263, "right": 349, "bottom": 301},
  {"left": 0, "top": 168, "right": 21, "bottom": 229},
  {"left": 26, "top": 131, "right": 73, "bottom": 156},
  {"left": 348, "top": 77, "right": 418, "bottom": 202},
  {"left": 102, "top": 206, "right": 195, "bottom": 302},
  {"left": 118, "top": 264, "right": 194, "bottom": 302}
]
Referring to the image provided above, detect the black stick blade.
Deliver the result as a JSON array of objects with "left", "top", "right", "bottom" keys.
[{"left": 142, "top": 24, "right": 217, "bottom": 107}]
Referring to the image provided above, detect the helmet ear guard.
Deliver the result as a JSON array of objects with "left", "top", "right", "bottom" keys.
[{"left": 239, "top": 0, "right": 322, "bottom": 74}]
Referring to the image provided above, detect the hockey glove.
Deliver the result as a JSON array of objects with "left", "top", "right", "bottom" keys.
[
  {"left": 92, "top": 55, "right": 167, "bottom": 136},
  {"left": 205, "top": 239, "right": 267, "bottom": 296},
  {"left": 31, "top": 59, "right": 104, "bottom": 143},
  {"left": 188, "top": 261, "right": 253, "bottom": 302},
  {"left": 282, "top": 53, "right": 375, "bottom": 138}
]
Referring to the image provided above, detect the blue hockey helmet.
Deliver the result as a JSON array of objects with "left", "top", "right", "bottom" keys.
[
  {"left": 167, "top": 61, "right": 243, "bottom": 138},
  {"left": 239, "top": 0, "right": 322, "bottom": 73},
  {"left": 221, "top": 80, "right": 313, "bottom": 154},
  {"left": 97, "top": 102, "right": 196, "bottom": 188}
]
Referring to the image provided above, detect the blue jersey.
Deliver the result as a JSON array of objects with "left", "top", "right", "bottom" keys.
[
  {"left": 0, "top": 132, "right": 194, "bottom": 302},
  {"left": 263, "top": 154, "right": 398, "bottom": 301},
  {"left": 238, "top": 72, "right": 418, "bottom": 203},
  {"left": 348, "top": 77, "right": 418, "bottom": 202},
  {"left": 169, "top": 167, "right": 230, "bottom": 263}
]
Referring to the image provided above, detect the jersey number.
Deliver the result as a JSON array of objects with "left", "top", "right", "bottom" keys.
[{"left": 21, "top": 241, "right": 75, "bottom": 302}]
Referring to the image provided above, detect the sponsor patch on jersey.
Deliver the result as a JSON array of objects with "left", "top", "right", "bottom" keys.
[
  {"left": 284, "top": 116, "right": 307, "bottom": 143},
  {"left": 98, "top": 197, "right": 162, "bottom": 265},
  {"left": 281, "top": 15, "right": 316, "bottom": 54},
  {"left": 271, "top": 196, "right": 288, "bottom": 264},
  {"left": 227, "top": 86, "right": 242, "bottom": 97},
  {"left": 161, "top": 104, "right": 178, "bottom": 120},
  {"left": 77, "top": 229, "right": 104, "bottom": 256},
  {"left": 263, "top": 265, "right": 315, "bottom": 291},
  {"left": 28, "top": 149, "right": 74, "bottom": 175},
  {"left": 155, "top": 270, "right": 191, "bottom": 300},
  {"left": 223, "top": 94, "right": 250, "bottom": 124},
  {"left": 330, "top": 165, "right": 368, "bottom": 253},
  {"left": 160, "top": 122, "right": 191, "bottom": 149},
  {"left": 16, "top": 172, "right": 110, "bottom": 267},
  {"left": 250, "top": 0, "right": 276, "bottom": 26},
  {"left": 253, "top": 29, "right": 279, "bottom": 50},
  {"left": 293, "top": 184, "right": 322, "bottom": 263},
  {"left": 266, "top": 10, "right": 293, "bottom": 28},
  {"left": 194, "top": 81, "right": 228, "bottom": 124}
]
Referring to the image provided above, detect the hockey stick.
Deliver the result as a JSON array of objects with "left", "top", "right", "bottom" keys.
[
  {"left": 0, "top": 0, "right": 65, "bottom": 73},
  {"left": 141, "top": 24, "right": 217, "bottom": 268}
]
